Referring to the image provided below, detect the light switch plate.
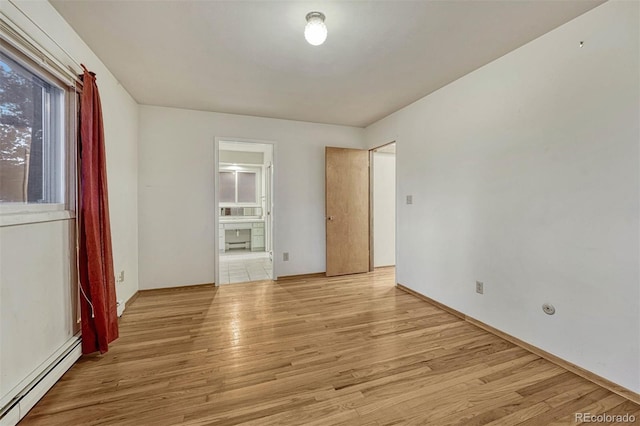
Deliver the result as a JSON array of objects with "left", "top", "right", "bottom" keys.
[{"left": 406, "top": 195, "right": 413, "bottom": 205}]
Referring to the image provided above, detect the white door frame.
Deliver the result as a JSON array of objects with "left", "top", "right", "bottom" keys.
[
  {"left": 369, "top": 141, "right": 397, "bottom": 270},
  {"left": 213, "top": 137, "right": 277, "bottom": 286}
]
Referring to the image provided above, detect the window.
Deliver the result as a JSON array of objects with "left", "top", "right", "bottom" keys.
[
  {"left": 0, "top": 49, "right": 65, "bottom": 207},
  {"left": 237, "top": 171, "right": 256, "bottom": 203},
  {"left": 219, "top": 167, "right": 260, "bottom": 205},
  {"left": 219, "top": 171, "right": 235, "bottom": 203}
]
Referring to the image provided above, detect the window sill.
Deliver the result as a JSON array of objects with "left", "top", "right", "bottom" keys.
[{"left": 0, "top": 205, "right": 74, "bottom": 227}]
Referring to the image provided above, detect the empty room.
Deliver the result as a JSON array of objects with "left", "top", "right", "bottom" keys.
[{"left": 0, "top": 0, "right": 638, "bottom": 425}]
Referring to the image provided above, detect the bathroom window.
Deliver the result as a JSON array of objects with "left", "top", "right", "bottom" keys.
[
  {"left": 219, "top": 171, "right": 236, "bottom": 203},
  {"left": 219, "top": 168, "right": 259, "bottom": 205},
  {"left": 237, "top": 171, "right": 256, "bottom": 203}
]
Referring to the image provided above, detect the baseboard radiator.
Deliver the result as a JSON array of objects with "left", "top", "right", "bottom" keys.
[{"left": 0, "top": 336, "right": 82, "bottom": 426}]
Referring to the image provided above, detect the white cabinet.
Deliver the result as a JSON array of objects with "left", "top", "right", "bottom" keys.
[
  {"left": 251, "top": 222, "right": 265, "bottom": 251},
  {"left": 219, "top": 220, "right": 265, "bottom": 252}
]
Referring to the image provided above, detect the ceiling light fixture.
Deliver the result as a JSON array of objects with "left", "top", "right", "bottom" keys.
[{"left": 304, "top": 12, "right": 327, "bottom": 46}]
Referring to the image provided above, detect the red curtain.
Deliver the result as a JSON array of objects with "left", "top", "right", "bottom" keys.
[{"left": 78, "top": 66, "right": 118, "bottom": 354}]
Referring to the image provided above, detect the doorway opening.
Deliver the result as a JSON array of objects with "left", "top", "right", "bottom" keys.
[
  {"left": 215, "top": 140, "right": 274, "bottom": 285},
  {"left": 324, "top": 143, "right": 396, "bottom": 277},
  {"left": 370, "top": 142, "right": 396, "bottom": 271}
]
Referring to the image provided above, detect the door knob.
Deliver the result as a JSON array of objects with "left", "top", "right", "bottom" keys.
[{"left": 327, "top": 216, "right": 334, "bottom": 221}]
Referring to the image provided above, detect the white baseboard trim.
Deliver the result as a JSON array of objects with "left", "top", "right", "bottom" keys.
[{"left": 0, "top": 337, "right": 81, "bottom": 426}]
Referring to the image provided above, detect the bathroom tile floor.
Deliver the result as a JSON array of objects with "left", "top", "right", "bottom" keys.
[{"left": 219, "top": 251, "right": 272, "bottom": 284}]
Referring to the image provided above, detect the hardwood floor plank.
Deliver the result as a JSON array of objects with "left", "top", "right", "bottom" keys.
[{"left": 20, "top": 268, "right": 639, "bottom": 425}]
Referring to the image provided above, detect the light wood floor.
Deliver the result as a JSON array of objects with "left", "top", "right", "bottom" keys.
[{"left": 22, "top": 268, "right": 639, "bottom": 425}]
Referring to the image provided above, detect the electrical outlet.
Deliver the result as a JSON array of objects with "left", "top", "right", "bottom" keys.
[
  {"left": 476, "top": 281, "right": 483, "bottom": 294},
  {"left": 116, "top": 300, "right": 125, "bottom": 317},
  {"left": 117, "top": 270, "right": 125, "bottom": 283},
  {"left": 406, "top": 195, "right": 413, "bottom": 205},
  {"left": 283, "top": 252, "right": 289, "bottom": 261}
]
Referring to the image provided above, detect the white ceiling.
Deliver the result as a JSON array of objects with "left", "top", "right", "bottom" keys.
[{"left": 51, "top": 0, "right": 604, "bottom": 128}]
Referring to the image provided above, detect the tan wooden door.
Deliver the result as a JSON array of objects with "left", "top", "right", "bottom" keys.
[{"left": 325, "top": 147, "right": 370, "bottom": 276}]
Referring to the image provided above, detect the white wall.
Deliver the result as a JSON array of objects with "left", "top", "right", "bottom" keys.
[
  {"left": 0, "top": 0, "right": 139, "bottom": 405},
  {"left": 373, "top": 152, "right": 396, "bottom": 267},
  {"left": 219, "top": 150, "right": 264, "bottom": 165},
  {"left": 0, "top": 221, "right": 75, "bottom": 405},
  {"left": 366, "top": 1, "right": 639, "bottom": 393},
  {"left": 138, "top": 106, "right": 365, "bottom": 289}
]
